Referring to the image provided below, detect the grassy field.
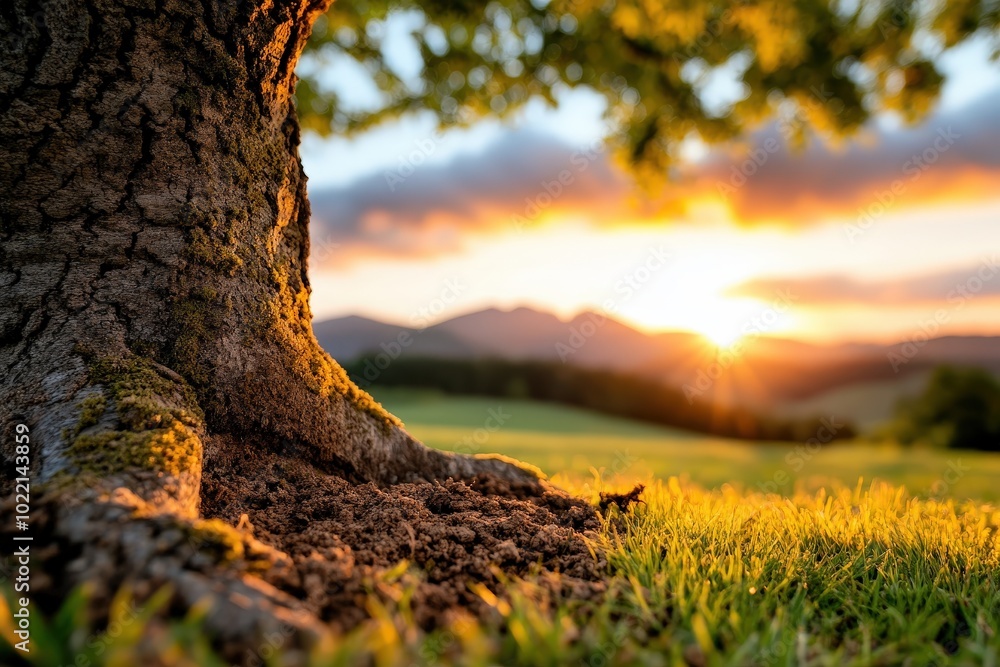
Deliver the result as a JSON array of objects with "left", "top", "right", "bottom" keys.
[
  {"left": 375, "top": 387, "right": 1000, "bottom": 503},
  {"left": 774, "top": 371, "right": 932, "bottom": 432},
  {"left": 7, "top": 480, "right": 998, "bottom": 666},
  {"left": 4, "top": 388, "right": 998, "bottom": 666}
]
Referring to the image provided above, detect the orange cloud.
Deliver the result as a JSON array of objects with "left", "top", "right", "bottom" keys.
[
  {"left": 728, "top": 259, "right": 1000, "bottom": 307},
  {"left": 308, "top": 90, "right": 1000, "bottom": 266},
  {"left": 308, "top": 131, "right": 633, "bottom": 265},
  {"left": 689, "top": 90, "right": 1000, "bottom": 224}
]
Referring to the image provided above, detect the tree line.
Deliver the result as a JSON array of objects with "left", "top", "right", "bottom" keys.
[{"left": 346, "top": 356, "right": 857, "bottom": 443}]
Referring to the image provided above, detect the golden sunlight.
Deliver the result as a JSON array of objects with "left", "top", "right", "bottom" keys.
[
  {"left": 674, "top": 294, "right": 769, "bottom": 349},
  {"left": 698, "top": 320, "right": 747, "bottom": 349},
  {"left": 618, "top": 241, "right": 798, "bottom": 344}
]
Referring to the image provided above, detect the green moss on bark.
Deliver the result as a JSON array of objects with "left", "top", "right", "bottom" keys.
[
  {"left": 87, "top": 357, "right": 204, "bottom": 424},
  {"left": 187, "top": 227, "right": 242, "bottom": 276},
  {"left": 68, "top": 421, "right": 200, "bottom": 477},
  {"left": 169, "top": 287, "right": 232, "bottom": 388},
  {"left": 66, "top": 357, "right": 204, "bottom": 477},
  {"left": 183, "top": 518, "right": 276, "bottom": 574},
  {"left": 76, "top": 394, "right": 108, "bottom": 431},
  {"left": 252, "top": 278, "right": 400, "bottom": 430}
]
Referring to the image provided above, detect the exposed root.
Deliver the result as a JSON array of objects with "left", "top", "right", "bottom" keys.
[
  {"left": 3, "top": 492, "right": 324, "bottom": 664},
  {"left": 15, "top": 441, "right": 607, "bottom": 664}
]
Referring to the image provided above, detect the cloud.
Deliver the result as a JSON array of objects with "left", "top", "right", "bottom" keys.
[
  {"left": 307, "top": 89, "right": 1000, "bottom": 265},
  {"left": 728, "top": 257, "right": 1000, "bottom": 306},
  {"left": 692, "top": 89, "right": 1000, "bottom": 224},
  {"left": 307, "top": 131, "right": 631, "bottom": 266}
]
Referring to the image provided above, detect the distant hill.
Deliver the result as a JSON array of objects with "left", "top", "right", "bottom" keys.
[
  {"left": 314, "top": 307, "right": 700, "bottom": 370},
  {"left": 314, "top": 307, "right": 1000, "bottom": 425},
  {"left": 774, "top": 370, "right": 935, "bottom": 432},
  {"left": 312, "top": 314, "right": 475, "bottom": 360},
  {"left": 436, "top": 307, "right": 575, "bottom": 358}
]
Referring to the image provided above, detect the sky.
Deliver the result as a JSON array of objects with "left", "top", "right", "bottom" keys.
[{"left": 299, "top": 35, "right": 1000, "bottom": 346}]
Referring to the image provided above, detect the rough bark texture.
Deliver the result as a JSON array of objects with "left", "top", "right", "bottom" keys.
[
  {"left": 0, "top": 0, "right": 600, "bottom": 655},
  {"left": 0, "top": 0, "right": 538, "bottom": 515}
]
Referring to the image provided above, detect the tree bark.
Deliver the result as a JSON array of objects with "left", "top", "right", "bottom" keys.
[
  {"left": 0, "top": 0, "right": 538, "bottom": 519},
  {"left": 0, "top": 5, "right": 598, "bottom": 656}
]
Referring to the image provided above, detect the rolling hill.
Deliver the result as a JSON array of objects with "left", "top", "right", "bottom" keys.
[{"left": 315, "top": 307, "right": 1000, "bottom": 427}]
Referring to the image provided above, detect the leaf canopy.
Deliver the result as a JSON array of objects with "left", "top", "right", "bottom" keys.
[{"left": 298, "top": 0, "right": 999, "bottom": 179}]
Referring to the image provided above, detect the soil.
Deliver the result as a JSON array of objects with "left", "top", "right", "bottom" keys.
[
  {"left": 200, "top": 440, "right": 609, "bottom": 632},
  {"left": 3, "top": 442, "right": 609, "bottom": 664},
  {"left": 599, "top": 484, "right": 646, "bottom": 513}
]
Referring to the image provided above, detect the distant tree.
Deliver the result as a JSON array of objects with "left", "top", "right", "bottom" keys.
[{"left": 891, "top": 367, "right": 1000, "bottom": 451}]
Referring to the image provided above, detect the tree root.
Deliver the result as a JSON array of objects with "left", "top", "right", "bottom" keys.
[{"left": 13, "top": 442, "right": 606, "bottom": 664}]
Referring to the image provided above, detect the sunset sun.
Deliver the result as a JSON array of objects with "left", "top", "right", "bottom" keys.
[
  {"left": 682, "top": 299, "right": 760, "bottom": 349},
  {"left": 699, "top": 321, "right": 746, "bottom": 349}
]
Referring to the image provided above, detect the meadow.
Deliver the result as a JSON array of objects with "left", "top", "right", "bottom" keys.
[
  {"left": 376, "top": 388, "right": 1000, "bottom": 504},
  {"left": 3, "top": 388, "right": 998, "bottom": 666}
]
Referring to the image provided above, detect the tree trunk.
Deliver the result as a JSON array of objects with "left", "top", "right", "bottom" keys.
[
  {"left": 0, "top": 6, "right": 601, "bottom": 664},
  {"left": 0, "top": 4, "right": 601, "bottom": 657},
  {"left": 0, "top": 0, "right": 538, "bottom": 519}
]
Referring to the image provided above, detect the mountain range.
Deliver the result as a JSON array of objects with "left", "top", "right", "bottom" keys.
[{"left": 314, "top": 307, "right": 1000, "bottom": 427}]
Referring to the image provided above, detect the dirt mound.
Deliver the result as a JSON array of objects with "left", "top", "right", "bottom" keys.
[
  {"left": 200, "top": 444, "right": 608, "bottom": 631},
  {"left": 8, "top": 442, "right": 607, "bottom": 663}
]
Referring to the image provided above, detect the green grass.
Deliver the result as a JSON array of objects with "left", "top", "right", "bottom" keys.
[
  {"left": 373, "top": 387, "right": 698, "bottom": 437},
  {"left": 6, "top": 389, "right": 998, "bottom": 665},
  {"left": 7, "top": 480, "right": 999, "bottom": 666},
  {"left": 376, "top": 387, "right": 1000, "bottom": 503}
]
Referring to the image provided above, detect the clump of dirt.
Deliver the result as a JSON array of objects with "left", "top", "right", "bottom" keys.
[
  {"left": 599, "top": 484, "right": 646, "bottom": 513},
  {"left": 200, "top": 442, "right": 608, "bottom": 631}
]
